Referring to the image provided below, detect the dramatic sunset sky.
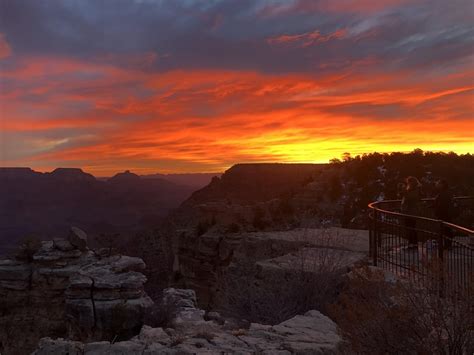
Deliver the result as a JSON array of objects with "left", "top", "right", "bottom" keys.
[{"left": 0, "top": 0, "right": 473, "bottom": 175}]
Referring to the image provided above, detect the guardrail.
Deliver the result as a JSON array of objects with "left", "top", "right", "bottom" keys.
[{"left": 368, "top": 197, "right": 474, "bottom": 296}]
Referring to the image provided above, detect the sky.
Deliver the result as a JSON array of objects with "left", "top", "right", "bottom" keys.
[{"left": 0, "top": 0, "right": 473, "bottom": 175}]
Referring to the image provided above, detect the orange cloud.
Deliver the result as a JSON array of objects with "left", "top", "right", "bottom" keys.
[
  {"left": 2, "top": 55, "right": 473, "bottom": 175},
  {"left": 2, "top": 117, "right": 106, "bottom": 132}
]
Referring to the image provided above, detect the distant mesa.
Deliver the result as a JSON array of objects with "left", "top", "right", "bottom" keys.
[
  {"left": 108, "top": 170, "right": 141, "bottom": 183},
  {"left": 0, "top": 167, "right": 41, "bottom": 179},
  {"left": 0, "top": 167, "right": 96, "bottom": 182},
  {"left": 48, "top": 168, "right": 96, "bottom": 182}
]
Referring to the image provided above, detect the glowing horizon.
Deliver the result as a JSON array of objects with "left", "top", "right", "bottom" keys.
[{"left": 1, "top": 0, "right": 473, "bottom": 176}]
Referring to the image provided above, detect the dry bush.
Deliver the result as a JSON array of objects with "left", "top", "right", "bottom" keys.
[
  {"left": 215, "top": 228, "right": 350, "bottom": 324},
  {"left": 330, "top": 266, "right": 474, "bottom": 355}
]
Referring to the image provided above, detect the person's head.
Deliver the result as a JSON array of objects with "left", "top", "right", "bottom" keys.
[
  {"left": 436, "top": 179, "right": 448, "bottom": 191},
  {"left": 405, "top": 176, "right": 421, "bottom": 190}
]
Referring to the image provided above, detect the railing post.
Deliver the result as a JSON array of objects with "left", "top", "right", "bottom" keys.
[
  {"left": 369, "top": 213, "right": 373, "bottom": 259},
  {"left": 437, "top": 220, "right": 445, "bottom": 297},
  {"left": 373, "top": 210, "right": 378, "bottom": 266}
]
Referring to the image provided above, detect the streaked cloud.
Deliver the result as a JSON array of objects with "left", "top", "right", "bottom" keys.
[{"left": 267, "top": 29, "right": 347, "bottom": 47}]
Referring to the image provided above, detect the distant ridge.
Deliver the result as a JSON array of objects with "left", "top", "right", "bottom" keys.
[
  {"left": 0, "top": 167, "right": 197, "bottom": 256},
  {"left": 48, "top": 168, "right": 96, "bottom": 182}
]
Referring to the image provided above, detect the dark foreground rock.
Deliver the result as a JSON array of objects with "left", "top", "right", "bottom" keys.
[{"left": 34, "top": 288, "right": 343, "bottom": 354}]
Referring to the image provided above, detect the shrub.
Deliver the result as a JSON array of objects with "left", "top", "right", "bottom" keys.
[
  {"left": 330, "top": 266, "right": 474, "bottom": 354},
  {"left": 215, "top": 229, "right": 348, "bottom": 324}
]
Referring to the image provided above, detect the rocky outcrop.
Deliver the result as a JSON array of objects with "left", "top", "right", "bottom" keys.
[
  {"left": 0, "top": 228, "right": 152, "bottom": 354},
  {"left": 34, "top": 288, "right": 343, "bottom": 354}
]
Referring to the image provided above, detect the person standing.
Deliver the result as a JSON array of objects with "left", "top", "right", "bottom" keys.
[
  {"left": 401, "top": 176, "right": 422, "bottom": 248},
  {"left": 434, "top": 179, "right": 454, "bottom": 249}
]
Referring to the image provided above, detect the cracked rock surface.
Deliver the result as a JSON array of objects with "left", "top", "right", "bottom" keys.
[{"left": 34, "top": 288, "right": 343, "bottom": 354}]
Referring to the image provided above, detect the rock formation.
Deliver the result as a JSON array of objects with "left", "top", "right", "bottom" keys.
[
  {"left": 34, "top": 288, "right": 343, "bottom": 354},
  {"left": 0, "top": 227, "right": 152, "bottom": 354}
]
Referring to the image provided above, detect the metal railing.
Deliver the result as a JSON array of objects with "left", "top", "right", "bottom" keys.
[{"left": 368, "top": 197, "right": 474, "bottom": 296}]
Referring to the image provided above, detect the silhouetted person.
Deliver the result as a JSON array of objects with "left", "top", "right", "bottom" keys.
[
  {"left": 401, "top": 176, "right": 422, "bottom": 248},
  {"left": 434, "top": 179, "right": 454, "bottom": 249}
]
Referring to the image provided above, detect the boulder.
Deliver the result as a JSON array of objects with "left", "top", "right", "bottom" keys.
[
  {"left": 160, "top": 288, "right": 206, "bottom": 330},
  {"left": 68, "top": 227, "right": 88, "bottom": 251},
  {"left": 53, "top": 238, "right": 75, "bottom": 252},
  {"left": 139, "top": 325, "right": 171, "bottom": 345},
  {"left": 110, "top": 255, "right": 146, "bottom": 273},
  {"left": 162, "top": 288, "right": 198, "bottom": 309}
]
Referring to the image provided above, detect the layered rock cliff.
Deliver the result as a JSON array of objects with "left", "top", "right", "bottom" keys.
[{"left": 0, "top": 228, "right": 152, "bottom": 354}]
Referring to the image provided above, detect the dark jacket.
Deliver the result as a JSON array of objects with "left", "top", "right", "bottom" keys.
[
  {"left": 401, "top": 188, "right": 421, "bottom": 215},
  {"left": 434, "top": 190, "right": 454, "bottom": 221}
]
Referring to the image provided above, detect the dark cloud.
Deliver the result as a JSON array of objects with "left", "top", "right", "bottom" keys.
[{"left": 1, "top": 0, "right": 470, "bottom": 74}]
